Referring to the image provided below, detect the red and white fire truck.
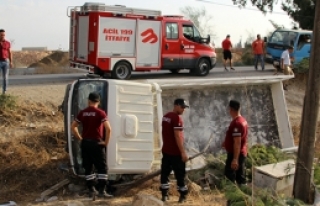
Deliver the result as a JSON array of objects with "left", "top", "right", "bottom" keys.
[{"left": 67, "top": 3, "right": 217, "bottom": 80}]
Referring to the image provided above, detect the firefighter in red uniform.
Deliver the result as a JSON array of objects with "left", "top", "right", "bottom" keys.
[
  {"left": 71, "top": 92, "right": 112, "bottom": 198},
  {"left": 222, "top": 100, "right": 248, "bottom": 185},
  {"left": 160, "top": 98, "right": 189, "bottom": 203}
]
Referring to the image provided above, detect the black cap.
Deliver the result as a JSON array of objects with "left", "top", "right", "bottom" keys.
[
  {"left": 226, "top": 34, "right": 230, "bottom": 38},
  {"left": 174, "top": 98, "right": 189, "bottom": 108},
  {"left": 229, "top": 100, "right": 240, "bottom": 111},
  {"left": 88, "top": 92, "right": 100, "bottom": 102}
]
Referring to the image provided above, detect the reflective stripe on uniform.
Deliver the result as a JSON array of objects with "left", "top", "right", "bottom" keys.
[
  {"left": 85, "top": 174, "right": 96, "bottom": 180},
  {"left": 96, "top": 174, "right": 108, "bottom": 180},
  {"left": 178, "top": 185, "right": 188, "bottom": 191},
  {"left": 160, "top": 183, "right": 170, "bottom": 189}
]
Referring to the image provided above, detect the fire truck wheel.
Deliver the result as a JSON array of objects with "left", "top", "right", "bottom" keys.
[
  {"left": 112, "top": 61, "right": 132, "bottom": 80},
  {"left": 169, "top": 69, "right": 181, "bottom": 74},
  {"left": 195, "top": 58, "right": 210, "bottom": 76}
]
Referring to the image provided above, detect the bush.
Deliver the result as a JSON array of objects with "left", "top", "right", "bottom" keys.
[
  {"left": 294, "top": 58, "right": 309, "bottom": 73},
  {"left": 188, "top": 145, "right": 306, "bottom": 205},
  {"left": 0, "top": 94, "right": 17, "bottom": 110}
]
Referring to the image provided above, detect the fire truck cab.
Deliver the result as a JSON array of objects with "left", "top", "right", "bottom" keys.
[{"left": 68, "top": 3, "right": 217, "bottom": 80}]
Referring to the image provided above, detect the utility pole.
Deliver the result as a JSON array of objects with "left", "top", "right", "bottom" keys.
[{"left": 293, "top": 1, "right": 320, "bottom": 203}]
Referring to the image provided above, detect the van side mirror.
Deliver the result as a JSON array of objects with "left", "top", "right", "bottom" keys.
[{"left": 264, "top": 37, "right": 267, "bottom": 42}]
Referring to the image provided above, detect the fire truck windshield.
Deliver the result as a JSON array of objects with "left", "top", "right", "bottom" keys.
[{"left": 183, "top": 25, "right": 202, "bottom": 42}]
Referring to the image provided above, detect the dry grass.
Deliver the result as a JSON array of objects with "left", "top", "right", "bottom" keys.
[
  {"left": 12, "top": 51, "right": 53, "bottom": 68},
  {"left": 0, "top": 97, "right": 68, "bottom": 202},
  {"left": 0, "top": 96, "right": 226, "bottom": 205},
  {"left": 13, "top": 50, "right": 81, "bottom": 74},
  {"left": 111, "top": 179, "right": 225, "bottom": 206}
]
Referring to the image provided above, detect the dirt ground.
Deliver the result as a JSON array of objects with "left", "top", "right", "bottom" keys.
[
  {"left": 0, "top": 84, "right": 226, "bottom": 206},
  {"left": 0, "top": 72, "right": 319, "bottom": 206}
]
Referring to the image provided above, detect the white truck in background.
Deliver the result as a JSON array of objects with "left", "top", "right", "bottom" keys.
[{"left": 62, "top": 75, "right": 295, "bottom": 181}]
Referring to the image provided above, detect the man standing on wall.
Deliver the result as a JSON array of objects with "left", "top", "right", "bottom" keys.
[
  {"left": 222, "top": 100, "right": 248, "bottom": 185},
  {"left": 71, "top": 92, "right": 112, "bottom": 198},
  {"left": 222, "top": 35, "right": 235, "bottom": 71},
  {"left": 252, "top": 34, "right": 265, "bottom": 71},
  {"left": 0, "top": 29, "right": 13, "bottom": 95},
  {"left": 160, "top": 98, "right": 189, "bottom": 203},
  {"left": 281, "top": 46, "right": 295, "bottom": 90}
]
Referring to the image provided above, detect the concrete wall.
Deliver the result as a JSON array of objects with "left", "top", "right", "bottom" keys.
[{"left": 21, "top": 47, "right": 47, "bottom": 51}]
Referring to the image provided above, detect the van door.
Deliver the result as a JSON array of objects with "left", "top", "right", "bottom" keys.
[
  {"left": 161, "top": 22, "right": 182, "bottom": 69},
  {"left": 294, "top": 33, "right": 312, "bottom": 64}
]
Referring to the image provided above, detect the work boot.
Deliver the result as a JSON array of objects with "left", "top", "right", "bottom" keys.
[
  {"left": 178, "top": 194, "right": 186, "bottom": 203},
  {"left": 98, "top": 186, "right": 113, "bottom": 198},
  {"left": 161, "top": 189, "right": 169, "bottom": 202},
  {"left": 178, "top": 189, "right": 188, "bottom": 203},
  {"left": 88, "top": 187, "right": 98, "bottom": 198}
]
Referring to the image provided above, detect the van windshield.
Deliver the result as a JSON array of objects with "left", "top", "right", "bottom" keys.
[{"left": 269, "top": 31, "right": 298, "bottom": 46}]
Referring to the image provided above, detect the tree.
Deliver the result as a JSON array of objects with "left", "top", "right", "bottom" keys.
[
  {"left": 293, "top": 2, "right": 320, "bottom": 203},
  {"left": 232, "top": 0, "right": 315, "bottom": 30},
  {"left": 180, "top": 6, "right": 216, "bottom": 38},
  {"left": 232, "top": 0, "right": 319, "bottom": 203},
  {"left": 282, "top": 0, "right": 315, "bottom": 30},
  {"left": 268, "top": 20, "right": 283, "bottom": 30}
]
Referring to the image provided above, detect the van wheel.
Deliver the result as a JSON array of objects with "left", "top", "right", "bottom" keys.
[
  {"left": 112, "top": 61, "right": 132, "bottom": 80},
  {"left": 195, "top": 59, "right": 210, "bottom": 76},
  {"left": 169, "top": 69, "right": 181, "bottom": 74}
]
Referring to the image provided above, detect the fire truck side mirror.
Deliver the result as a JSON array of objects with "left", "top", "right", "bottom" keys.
[{"left": 207, "top": 35, "right": 211, "bottom": 44}]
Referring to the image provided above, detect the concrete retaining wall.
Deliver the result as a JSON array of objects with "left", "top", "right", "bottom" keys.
[{"left": 147, "top": 76, "right": 295, "bottom": 154}]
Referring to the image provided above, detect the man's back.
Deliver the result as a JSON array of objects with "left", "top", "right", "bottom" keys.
[{"left": 76, "top": 106, "right": 107, "bottom": 140}]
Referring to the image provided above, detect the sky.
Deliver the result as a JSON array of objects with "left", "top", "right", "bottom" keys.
[{"left": 0, "top": 0, "right": 294, "bottom": 50}]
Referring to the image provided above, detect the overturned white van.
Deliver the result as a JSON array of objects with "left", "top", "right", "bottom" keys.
[{"left": 62, "top": 75, "right": 295, "bottom": 178}]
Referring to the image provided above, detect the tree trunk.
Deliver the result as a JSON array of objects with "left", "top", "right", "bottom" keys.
[{"left": 293, "top": 1, "right": 320, "bottom": 203}]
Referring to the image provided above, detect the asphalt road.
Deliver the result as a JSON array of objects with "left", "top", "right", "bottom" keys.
[{"left": 9, "top": 65, "right": 277, "bottom": 85}]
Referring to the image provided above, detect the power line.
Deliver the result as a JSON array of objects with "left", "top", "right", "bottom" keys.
[
  {"left": 196, "top": 0, "right": 287, "bottom": 15},
  {"left": 195, "top": 0, "right": 314, "bottom": 18}
]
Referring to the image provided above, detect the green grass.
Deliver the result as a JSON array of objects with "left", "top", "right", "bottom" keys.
[{"left": 0, "top": 94, "right": 17, "bottom": 110}]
